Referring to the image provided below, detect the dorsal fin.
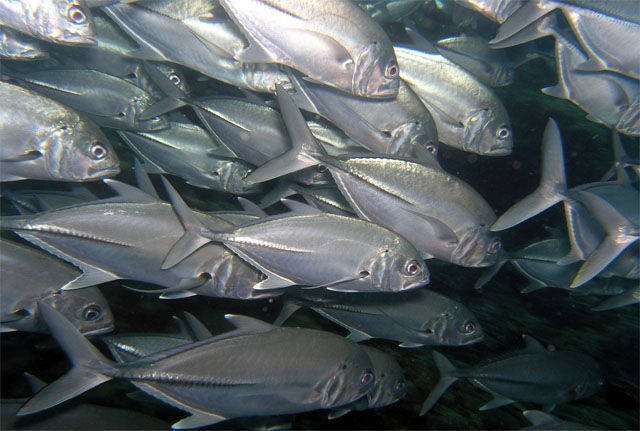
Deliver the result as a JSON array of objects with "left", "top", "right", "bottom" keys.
[
  {"left": 103, "top": 179, "right": 159, "bottom": 204},
  {"left": 522, "top": 334, "right": 547, "bottom": 353},
  {"left": 280, "top": 198, "right": 324, "bottom": 215},
  {"left": 237, "top": 197, "right": 267, "bottom": 218},
  {"left": 224, "top": 314, "right": 274, "bottom": 332}
]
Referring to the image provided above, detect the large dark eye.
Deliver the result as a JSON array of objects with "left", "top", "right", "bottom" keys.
[
  {"left": 67, "top": 4, "right": 87, "bottom": 24},
  {"left": 405, "top": 260, "right": 421, "bottom": 275},
  {"left": 395, "top": 380, "right": 406, "bottom": 393},
  {"left": 463, "top": 321, "right": 476, "bottom": 334},
  {"left": 82, "top": 305, "right": 102, "bottom": 321},
  {"left": 168, "top": 72, "right": 181, "bottom": 86},
  {"left": 496, "top": 127, "right": 510, "bottom": 140},
  {"left": 385, "top": 62, "right": 399, "bottom": 79},
  {"left": 487, "top": 240, "right": 501, "bottom": 254},
  {"left": 361, "top": 371, "right": 374, "bottom": 386},
  {"left": 90, "top": 143, "right": 107, "bottom": 160}
]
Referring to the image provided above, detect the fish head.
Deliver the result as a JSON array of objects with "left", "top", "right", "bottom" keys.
[
  {"left": 44, "top": 119, "right": 120, "bottom": 181},
  {"left": 388, "top": 121, "right": 439, "bottom": 159},
  {"left": 463, "top": 109, "right": 512, "bottom": 156},
  {"left": 361, "top": 346, "right": 407, "bottom": 408},
  {"left": 368, "top": 239, "right": 429, "bottom": 292},
  {"left": 567, "top": 357, "right": 605, "bottom": 401},
  {"left": 434, "top": 303, "right": 484, "bottom": 346},
  {"left": 318, "top": 347, "right": 375, "bottom": 408},
  {"left": 26, "top": 0, "right": 96, "bottom": 45},
  {"left": 452, "top": 225, "right": 502, "bottom": 267},
  {"left": 353, "top": 39, "right": 399, "bottom": 98},
  {"left": 213, "top": 159, "right": 262, "bottom": 195},
  {"left": 40, "top": 287, "right": 114, "bottom": 336}
]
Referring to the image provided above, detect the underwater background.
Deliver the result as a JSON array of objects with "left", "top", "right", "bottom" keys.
[{"left": 1, "top": 1, "right": 639, "bottom": 430}]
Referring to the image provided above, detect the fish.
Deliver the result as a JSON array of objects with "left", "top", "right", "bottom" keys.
[
  {"left": 420, "top": 334, "right": 604, "bottom": 415},
  {"left": 118, "top": 119, "right": 261, "bottom": 195},
  {"left": 245, "top": 84, "right": 501, "bottom": 268},
  {"left": 219, "top": 0, "right": 400, "bottom": 98},
  {"left": 2, "top": 184, "right": 99, "bottom": 214},
  {"left": 0, "top": 0, "right": 95, "bottom": 46},
  {"left": 395, "top": 40, "right": 513, "bottom": 156},
  {"left": 1, "top": 179, "right": 273, "bottom": 300},
  {"left": 0, "top": 26, "right": 50, "bottom": 60},
  {"left": 287, "top": 71, "right": 439, "bottom": 161},
  {"left": 454, "top": 0, "right": 525, "bottom": 24},
  {"left": 490, "top": 1, "right": 640, "bottom": 80},
  {"left": 355, "top": 0, "right": 423, "bottom": 24},
  {"left": 19, "top": 303, "right": 376, "bottom": 429},
  {"left": 13, "top": 68, "right": 170, "bottom": 132},
  {"left": 591, "top": 285, "right": 640, "bottom": 312},
  {"left": 0, "top": 81, "right": 120, "bottom": 182},
  {"left": 520, "top": 409, "right": 602, "bottom": 430},
  {"left": 274, "top": 287, "right": 484, "bottom": 348},
  {"left": 491, "top": 118, "right": 639, "bottom": 286},
  {"left": 0, "top": 239, "right": 114, "bottom": 335},
  {"left": 162, "top": 184, "right": 429, "bottom": 292}
]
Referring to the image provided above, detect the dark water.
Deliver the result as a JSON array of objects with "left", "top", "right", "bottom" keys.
[{"left": 1, "top": 2, "right": 639, "bottom": 430}]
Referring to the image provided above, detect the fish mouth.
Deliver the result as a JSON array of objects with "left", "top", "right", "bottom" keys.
[
  {"left": 81, "top": 322, "right": 115, "bottom": 337},
  {"left": 485, "top": 146, "right": 512, "bottom": 156},
  {"left": 62, "top": 32, "right": 97, "bottom": 46},
  {"left": 87, "top": 166, "right": 120, "bottom": 180}
]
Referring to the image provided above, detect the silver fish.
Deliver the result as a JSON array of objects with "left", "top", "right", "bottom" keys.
[
  {"left": 2, "top": 184, "right": 98, "bottom": 214},
  {"left": 491, "top": 0, "right": 640, "bottom": 79},
  {"left": 246, "top": 84, "right": 501, "bottom": 267},
  {"left": 2, "top": 180, "right": 272, "bottom": 300},
  {"left": 396, "top": 43, "right": 513, "bottom": 156},
  {"left": 0, "top": 0, "right": 95, "bottom": 45},
  {"left": 274, "top": 288, "right": 484, "bottom": 347},
  {"left": 356, "top": 0, "right": 423, "bottom": 24},
  {"left": 219, "top": 0, "right": 399, "bottom": 98},
  {"left": 420, "top": 335, "right": 604, "bottom": 415},
  {"left": 520, "top": 409, "right": 601, "bottom": 430},
  {"left": 0, "top": 81, "right": 119, "bottom": 182},
  {"left": 118, "top": 120, "right": 261, "bottom": 195},
  {"left": 20, "top": 304, "right": 376, "bottom": 429},
  {"left": 15, "top": 68, "right": 170, "bottom": 132},
  {"left": 163, "top": 188, "right": 429, "bottom": 292},
  {"left": 0, "top": 26, "right": 49, "bottom": 60},
  {"left": 454, "top": 0, "right": 525, "bottom": 24},
  {"left": 0, "top": 239, "right": 113, "bottom": 335},
  {"left": 592, "top": 285, "right": 640, "bottom": 312}
]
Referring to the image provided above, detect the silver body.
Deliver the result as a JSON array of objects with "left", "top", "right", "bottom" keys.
[
  {"left": 276, "top": 288, "right": 484, "bottom": 347},
  {"left": 0, "top": 81, "right": 119, "bottom": 182},
  {"left": 0, "top": 0, "right": 95, "bottom": 45},
  {"left": 3, "top": 186, "right": 272, "bottom": 300},
  {"left": 209, "top": 212, "right": 429, "bottom": 292},
  {"left": 0, "top": 239, "right": 113, "bottom": 335},
  {"left": 219, "top": 0, "right": 399, "bottom": 98},
  {"left": 396, "top": 46, "right": 513, "bottom": 155}
]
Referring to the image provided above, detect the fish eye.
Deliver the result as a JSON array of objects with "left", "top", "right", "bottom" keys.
[
  {"left": 385, "top": 62, "right": 399, "bottom": 79},
  {"left": 82, "top": 305, "right": 102, "bottom": 321},
  {"left": 317, "top": 165, "right": 327, "bottom": 173},
  {"left": 259, "top": 273, "right": 268, "bottom": 281},
  {"left": 67, "top": 4, "right": 87, "bottom": 24},
  {"left": 405, "top": 260, "right": 421, "bottom": 275},
  {"left": 463, "top": 321, "right": 476, "bottom": 334},
  {"left": 487, "top": 240, "right": 501, "bottom": 254},
  {"left": 89, "top": 143, "right": 107, "bottom": 160},
  {"left": 395, "top": 380, "right": 406, "bottom": 392},
  {"left": 496, "top": 126, "right": 510, "bottom": 140},
  {"left": 168, "top": 73, "right": 181, "bottom": 86},
  {"left": 360, "top": 370, "right": 374, "bottom": 386}
]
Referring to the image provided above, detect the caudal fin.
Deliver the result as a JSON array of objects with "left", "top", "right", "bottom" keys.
[
  {"left": 420, "top": 351, "right": 459, "bottom": 415},
  {"left": 18, "top": 302, "right": 114, "bottom": 416},
  {"left": 491, "top": 118, "right": 568, "bottom": 231}
]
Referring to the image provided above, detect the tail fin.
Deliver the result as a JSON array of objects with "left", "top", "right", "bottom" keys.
[
  {"left": 420, "top": 351, "right": 459, "bottom": 415},
  {"left": 18, "top": 302, "right": 113, "bottom": 416},
  {"left": 489, "top": 2, "right": 556, "bottom": 48},
  {"left": 491, "top": 118, "right": 568, "bottom": 231},
  {"left": 244, "top": 84, "right": 323, "bottom": 184},
  {"left": 570, "top": 191, "right": 639, "bottom": 287}
]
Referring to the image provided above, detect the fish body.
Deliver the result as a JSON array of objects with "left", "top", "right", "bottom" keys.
[
  {"left": 420, "top": 335, "right": 604, "bottom": 414},
  {"left": 396, "top": 45, "right": 513, "bottom": 155},
  {"left": 0, "top": 81, "right": 119, "bottom": 182},
  {"left": 275, "top": 288, "right": 484, "bottom": 347},
  {"left": 20, "top": 307, "right": 376, "bottom": 429},
  {"left": 0, "top": 26, "right": 49, "bottom": 60},
  {"left": 15, "top": 68, "right": 169, "bottom": 132},
  {"left": 118, "top": 121, "right": 260, "bottom": 195},
  {"left": 454, "top": 0, "right": 525, "bottom": 23},
  {"left": 219, "top": 0, "right": 399, "bottom": 98},
  {"left": 0, "top": 239, "right": 113, "bottom": 335},
  {"left": 520, "top": 409, "right": 601, "bottom": 430},
  {"left": 2, "top": 182, "right": 271, "bottom": 300},
  {"left": 0, "top": 0, "right": 95, "bottom": 45}
]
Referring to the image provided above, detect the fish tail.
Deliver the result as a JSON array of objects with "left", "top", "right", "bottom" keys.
[
  {"left": 420, "top": 351, "right": 459, "bottom": 415},
  {"left": 243, "top": 83, "right": 323, "bottom": 184},
  {"left": 17, "top": 302, "right": 114, "bottom": 416},
  {"left": 491, "top": 118, "right": 568, "bottom": 231}
]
